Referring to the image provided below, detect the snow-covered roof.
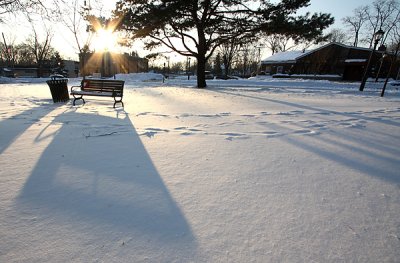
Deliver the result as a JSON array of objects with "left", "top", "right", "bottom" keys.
[
  {"left": 261, "top": 50, "right": 310, "bottom": 64},
  {"left": 261, "top": 42, "right": 388, "bottom": 65},
  {"left": 345, "top": 59, "right": 367, "bottom": 63}
]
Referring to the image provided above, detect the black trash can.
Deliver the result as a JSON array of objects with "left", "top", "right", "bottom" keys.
[{"left": 46, "top": 75, "right": 69, "bottom": 103}]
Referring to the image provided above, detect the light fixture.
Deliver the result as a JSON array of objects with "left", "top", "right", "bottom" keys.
[{"left": 374, "top": 29, "right": 384, "bottom": 43}]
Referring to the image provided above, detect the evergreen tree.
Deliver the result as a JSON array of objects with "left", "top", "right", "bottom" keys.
[
  {"left": 114, "top": 0, "right": 333, "bottom": 88},
  {"left": 214, "top": 52, "right": 222, "bottom": 77},
  {"left": 52, "top": 52, "right": 65, "bottom": 74}
]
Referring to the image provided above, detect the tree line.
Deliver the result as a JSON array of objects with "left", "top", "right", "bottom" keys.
[
  {"left": 146, "top": 42, "right": 264, "bottom": 79},
  {"left": 1, "top": 0, "right": 64, "bottom": 76},
  {"left": 2, "top": 0, "right": 334, "bottom": 86},
  {"left": 2, "top": 1, "right": 399, "bottom": 87}
]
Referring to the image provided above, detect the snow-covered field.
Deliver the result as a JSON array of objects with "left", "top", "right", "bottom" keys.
[{"left": 1, "top": 74, "right": 399, "bottom": 262}]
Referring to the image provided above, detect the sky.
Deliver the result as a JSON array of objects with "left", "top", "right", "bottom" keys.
[{"left": 0, "top": 0, "right": 377, "bottom": 62}]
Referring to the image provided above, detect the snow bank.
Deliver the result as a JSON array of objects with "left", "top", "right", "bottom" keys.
[
  {"left": 115, "top": 72, "right": 164, "bottom": 82},
  {"left": 0, "top": 77, "right": 15, "bottom": 84}
]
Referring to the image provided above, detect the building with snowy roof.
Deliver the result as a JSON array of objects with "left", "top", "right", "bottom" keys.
[{"left": 260, "top": 42, "right": 399, "bottom": 81}]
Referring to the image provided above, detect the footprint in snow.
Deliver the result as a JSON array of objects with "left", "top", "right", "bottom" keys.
[
  {"left": 140, "top": 128, "right": 170, "bottom": 138},
  {"left": 293, "top": 129, "right": 319, "bottom": 135},
  {"left": 153, "top": 113, "right": 170, "bottom": 117},
  {"left": 221, "top": 132, "right": 249, "bottom": 141},
  {"left": 141, "top": 131, "right": 157, "bottom": 138},
  {"left": 180, "top": 132, "right": 194, "bottom": 136},
  {"left": 174, "top": 127, "right": 187, "bottom": 130},
  {"left": 136, "top": 112, "right": 152, "bottom": 117},
  {"left": 145, "top": 127, "right": 170, "bottom": 132}
]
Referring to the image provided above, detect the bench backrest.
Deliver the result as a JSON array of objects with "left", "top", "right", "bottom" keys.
[{"left": 82, "top": 79, "right": 125, "bottom": 96}]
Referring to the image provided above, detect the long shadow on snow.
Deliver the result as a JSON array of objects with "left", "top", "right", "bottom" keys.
[
  {"left": 210, "top": 88, "right": 400, "bottom": 184},
  {"left": 211, "top": 88, "right": 400, "bottom": 128},
  {"left": 0, "top": 100, "right": 55, "bottom": 154},
  {"left": 16, "top": 108, "right": 197, "bottom": 259}
]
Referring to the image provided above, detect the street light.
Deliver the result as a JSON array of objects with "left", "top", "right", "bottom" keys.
[
  {"left": 375, "top": 52, "right": 387, "bottom": 82},
  {"left": 256, "top": 45, "right": 265, "bottom": 75},
  {"left": 187, "top": 57, "right": 191, "bottom": 80},
  {"left": 359, "top": 29, "right": 385, "bottom": 91},
  {"left": 82, "top": 0, "right": 91, "bottom": 79},
  {"left": 381, "top": 41, "right": 400, "bottom": 97}
]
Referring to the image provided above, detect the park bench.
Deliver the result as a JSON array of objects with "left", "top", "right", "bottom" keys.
[{"left": 70, "top": 78, "right": 125, "bottom": 108}]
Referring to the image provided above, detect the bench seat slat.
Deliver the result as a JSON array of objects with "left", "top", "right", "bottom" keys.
[{"left": 71, "top": 90, "right": 114, "bottom": 97}]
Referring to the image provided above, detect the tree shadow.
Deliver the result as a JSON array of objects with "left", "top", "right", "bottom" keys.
[
  {"left": 15, "top": 109, "right": 197, "bottom": 260},
  {"left": 212, "top": 88, "right": 400, "bottom": 128},
  {"left": 210, "top": 88, "right": 400, "bottom": 184},
  {"left": 0, "top": 101, "right": 56, "bottom": 154}
]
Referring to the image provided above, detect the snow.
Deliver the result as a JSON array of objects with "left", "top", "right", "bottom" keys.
[
  {"left": 261, "top": 50, "right": 310, "bottom": 63},
  {"left": 345, "top": 59, "right": 368, "bottom": 63},
  {"left": 1, "top": 74, "right": 400, "bottom": 262}
]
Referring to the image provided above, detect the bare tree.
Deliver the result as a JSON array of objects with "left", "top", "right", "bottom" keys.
[
  {"left": 55, "top": 0, "right": 90, "bottom": 54},
  {"left": 234, "top": 44, "right": 260, "bottom": 78},
  {"left": 387, "top": 23, "right": 400, "bottom": 50},
  {"left": 263, "top": 29, "right": 330, "bottom": 56},
  {"left": 0, "top": 0, "right": 46, "bottom": 17},
  {"left": 24, "top": 12, "right": 55, "bottom": 77},
  {"left": 264, "top": 35, "right": 280, "bottom": 55},
  {"left": 217, "top": 39, "right": 242, "bottom": 78},
  {"left": 29, "top": 32, "right": 55, "bottom": 77},
  {"left": 387, "top": 25, "right": 400, "bottom": 79},
  {"left": 365, "top": 0, "right": 400, "bottom": 47},
  {"left": 343, "top": 6, "right": 368, "bottom": 47},
  {"left": 381, "top": 2, "right": 400, "bottom": 44},
  {"left": 14, "top": 43, "right": 36, "bottom": 65},
  {"left": 1, "top": 33, "right": 17, "bottom": 66},
  {"left": 324, "top": 28, "right": 349, "bottom": 44},
  {"left": 53, "top": 0, "right": 105, "bottom": 54},
  {"left": 264, "top": 34, "right": 296, "bottom": 54}
]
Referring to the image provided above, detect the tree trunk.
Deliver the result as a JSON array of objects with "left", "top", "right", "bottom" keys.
[
  {"left": 37, "top": 62, "right": 43, "bottom": 78},
  {"left": 353, "top": 31, "right": 359, "bottom": 47},
  {"left": 196, "top": 55, "right": 207, "bottom": 88},
  {"left": 196, "top": 22, "right": 207, "bottom": 88},
  {"left": 224, "top": 64, "right": 230, "bottom": 79}
]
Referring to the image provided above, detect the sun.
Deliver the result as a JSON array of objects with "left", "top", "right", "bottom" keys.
[{"left": 93, "top": 28, "right": 119, "bottom": 52}]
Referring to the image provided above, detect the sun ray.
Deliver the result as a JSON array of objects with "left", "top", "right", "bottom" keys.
[
  {"left": 88, "top": 15, "right": 125, "bottom": 53},
  {"left": 93, "top": 28, "right": 119, "bottom": 52}
]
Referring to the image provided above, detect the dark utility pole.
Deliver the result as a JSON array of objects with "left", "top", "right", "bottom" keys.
[
  {"left": 359, "top": 29, "right": 385, "bottom": 91},
  {"left": 381, "top": 42, "right": 400, "bottom": 97}
]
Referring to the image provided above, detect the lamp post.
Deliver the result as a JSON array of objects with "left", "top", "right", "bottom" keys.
[
  {"left": 381, "top": 41, "right": 400, "bottom": 97},
  {"left": 375, "top": 51, "right": 387, "bottom": 82},
  {"left": 82, "top": 0, "right": 91, "bottom": 80},
  {"left": 187, "top": 57, "right": 191, "bottom": 80},
  {"left": 167, "top": 56, "right": 170, "bottom": 77},
  {"left": 162, "top": 62, "right": 166, "bottom": 83},
  {"left": 256, "top": 45, "right": 264, "bottom": 75},
  {"left": 359, "top": 29, "right": 385, "bottom": 91}
]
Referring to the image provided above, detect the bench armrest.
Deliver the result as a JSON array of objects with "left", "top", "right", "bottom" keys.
[{"left": 70, "top": 85, "right": 81, "bottom": 92}]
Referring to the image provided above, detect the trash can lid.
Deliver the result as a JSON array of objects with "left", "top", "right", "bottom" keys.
[{"left": 49, "top": 74, "right": 67, "bottom": 80}]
